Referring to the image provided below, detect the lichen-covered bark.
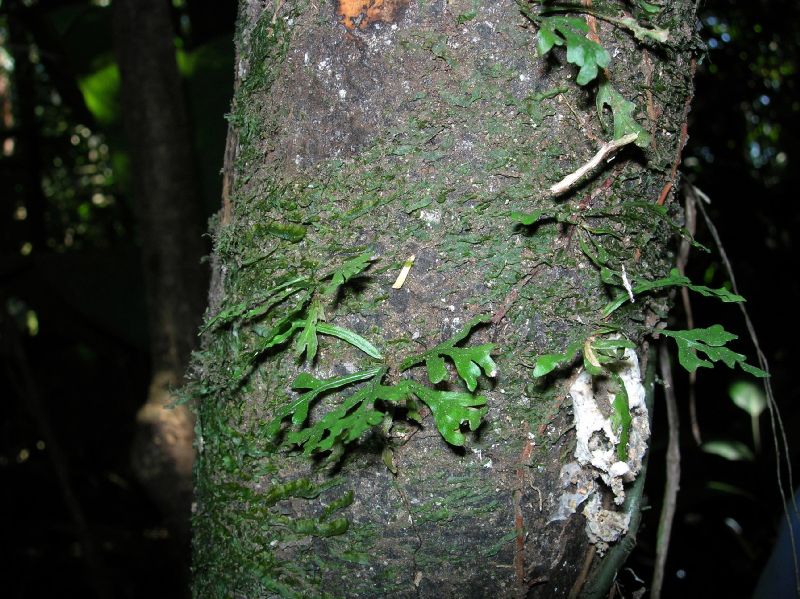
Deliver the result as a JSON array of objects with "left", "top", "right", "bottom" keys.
[{"left": 191, "top": 1, "right": 698, "bottom": 597}]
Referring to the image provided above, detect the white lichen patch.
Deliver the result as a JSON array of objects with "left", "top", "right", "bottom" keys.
[
  {"left": 583, "top": 494, "right": 630, "bottom": 555},
  {"left": 419, "top": 209, "right": 441, "bottom": 225},
  {"left": 551, "top": 462, "right": 596, "bottom": 522},
  {"left": 552, "top": 347, "right": 649, "bottom": 552},
  {"left": 569, "top": 347, "right": 648, "bottom": 504}
]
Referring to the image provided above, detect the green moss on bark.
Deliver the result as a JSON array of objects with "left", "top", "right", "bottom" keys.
[{"left": 191, "top": 1, "right": 699, "bottom": 596}]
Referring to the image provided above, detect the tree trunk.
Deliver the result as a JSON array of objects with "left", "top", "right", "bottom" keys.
[
  {"left": 192, "top": 1, "right": 698, "bottom": 597},
  {"left": 113, "top": 0, "right": 207, "bottom": 559}
]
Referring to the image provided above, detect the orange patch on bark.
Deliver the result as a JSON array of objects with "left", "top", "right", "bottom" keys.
[{"left": 336, "top": 0, "right": 409, "bottom": 30}]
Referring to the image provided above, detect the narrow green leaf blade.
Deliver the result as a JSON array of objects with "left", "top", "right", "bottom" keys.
[
  {"left": 292, "top": 372, "right": 323, "bottom": 391},
  {"left": 609, "top": 372, "right": 632, "bottom": 461},
  {"left": 533, "top": 341, "right": 582, "bottom": 377},
  {"left": 323, "top": 251, "right": 375, "bottom": 296},
  {"left": 740, "top": 362, "right": 769, "bottom": 378},
  {"left": 316, "top": 322, "right": 383, "bottom": 359},
  {"left": 603, "top": 269, "right": 745, "bottom": 317},
  {"left": 201, "top": 276, "right": 308, "bottom": 332},
  {"left": 510, "top": 210, "right": 545, "bottom": 226}
]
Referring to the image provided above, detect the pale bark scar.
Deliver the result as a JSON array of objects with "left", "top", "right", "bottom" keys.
[{"left": 336, "top": 0, "right": 410, "bottom": 31}]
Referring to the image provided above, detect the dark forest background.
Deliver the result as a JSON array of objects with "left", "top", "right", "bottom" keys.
[{"left": 1, "top": 1, "right": 797, "bottom": 597}]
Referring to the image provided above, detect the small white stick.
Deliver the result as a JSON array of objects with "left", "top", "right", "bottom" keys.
[
  {"left": 549, "top": 133, "right": 639, "bottom": 196},
  {"left": 691, "top": 184, "right": 712, "bottom": 205},
  {"left": 392, "top": 255, "right": 415, "bottom": 289},
  {"left": 621, "top": 264, "right": 635, "bottom": 303}
]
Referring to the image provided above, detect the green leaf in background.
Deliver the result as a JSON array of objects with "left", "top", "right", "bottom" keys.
[
  {"left": 596, "top": 80, "right": 651, "bottom": 148},
  {"left": 660, "top": 325, "right": 768, "bottom": 377},
  {"left": 729, "top": 381, "right": 767, "bottom": 418},
  {"left": 316, "top": 322, "right": 383, "bottom": 359},
  {"left": 705, "top": 481, "right": 755, "bottom": 500},
  {"left": 729, "top": 380, "right": 767, "bottom": 453},
  {"left": 702, "top": 440, "right": 755, "bottom": 462},
  {"left": 537, "top": 16, "right": 610, "bottom": 85},
  {"left": 603, "top": 268, "right": 745, "bottom": 317},
  {"left": 78, "top": 61, "right": 121, "bottom": 125}
]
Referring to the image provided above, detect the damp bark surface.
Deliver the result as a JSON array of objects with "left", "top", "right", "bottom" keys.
[{"left": 191, "top": 1, "right": 698, "bottom": 597}]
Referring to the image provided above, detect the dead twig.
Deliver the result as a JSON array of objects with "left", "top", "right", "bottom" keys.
[
  {"left": 652, "top": 341, "right": 681, "bottom": 599},
  {"left": 549, "top": 134, "right": 638, "bottom": 197},
  {"left": 679, "top": 184, "right": 702, "bottom": 444},
  {"left": 514, "top": 423, "right": 536, "bottom": 597},
  {"left": 568, "top": 546, "right": 596, "bottom": 599}
]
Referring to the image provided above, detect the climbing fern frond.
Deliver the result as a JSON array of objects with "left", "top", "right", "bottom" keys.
[{"left": 401, "top": 314, "right": 496, "bottom": 391}]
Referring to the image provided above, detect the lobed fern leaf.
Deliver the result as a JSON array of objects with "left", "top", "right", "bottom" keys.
[
  {"left": 537, "top": 16, "right": 610, "bottom": 85},
  {"left": 400, "top": 314, "right": 496, "bottom": 391},
  {"left": 660, "top": 326, "right": 768, "bottom": 377}
]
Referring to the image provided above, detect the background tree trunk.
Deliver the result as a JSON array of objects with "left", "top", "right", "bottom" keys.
[
  {"left": 113, "top": 0, "right": 207, "bottom": 565},
  {"left": 192, "top": 1, "right": 698, "bottom": 596}
]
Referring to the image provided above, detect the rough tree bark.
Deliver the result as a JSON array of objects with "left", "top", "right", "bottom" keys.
[{"left": 191, "top": 1, "right": 698, "bottom": 597}]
